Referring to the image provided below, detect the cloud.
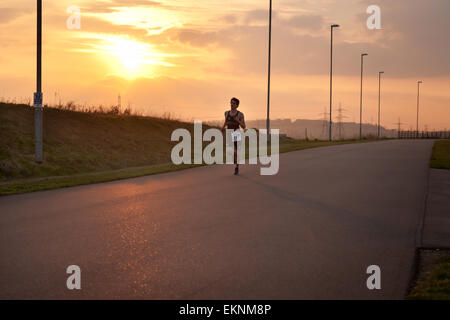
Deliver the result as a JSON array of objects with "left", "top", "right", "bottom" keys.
[
  {"left": 156, "top": 1, "right": 450, "bottom": 78},
  {"left": 219, "top": 14, "right": 238, "bottom": 24},
  {"left": 0, "top": 6, "right": 33, "bottom": 24},
  {"left": 173, "top": 29, "right": 218, "bottom": 47},
  {"left": 75, "top": 16, "right": 149, "bottom": 38},
  {"left": 80, "top": 0, "right": 162, "bottom": 14},
  {"left": 245, "top": 9, "right": 275, "bottom": 24},
  {"left": 285, "top": 14, "right": 324, "bottom": 31},
  {"left": 348, "top": 0, "right": 450, "bottom": 77}
]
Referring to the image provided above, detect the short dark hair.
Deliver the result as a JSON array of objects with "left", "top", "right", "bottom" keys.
[{"left": 231, "top": 97, "right": 240, "bottom": 106}]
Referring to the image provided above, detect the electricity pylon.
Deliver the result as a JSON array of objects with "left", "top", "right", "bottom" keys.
[
  {"left": 335, "top": 103, "right": 348, "bottom": 140},
  {"left": 319, "top": 107, "right": 330, "bottom": 139}
]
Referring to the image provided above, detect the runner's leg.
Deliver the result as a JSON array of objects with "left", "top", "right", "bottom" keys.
[{"left": 234, "top": 141, "right": 239, "bottom": 175}]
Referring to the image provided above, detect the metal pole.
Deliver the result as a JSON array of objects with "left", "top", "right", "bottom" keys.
[
  {"left": 378, "top": 71, "right": 384, "bottom": 138},
  {"left": 34, "top": 0, "right": 43, "bottom": 163},
  {"left": 329, "top": 27, "right": 333, "bottom": 141},
  {"left": 416, "top": 81, "right": 422, "bottom": 138},
  {"left": 329, "top": 24, "right": 339, "bottom": 141},
  {"left": 378, "top": 73, "right": 381, "bottom": 138},
  {"left": 266, "top": 0, "right": 272, "bottom": 139},
  {"left": 359, "top": 53, "right": 367, "bottom": 139}
]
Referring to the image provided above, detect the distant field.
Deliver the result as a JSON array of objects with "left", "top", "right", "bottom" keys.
[
  {"left": 0, "top": 102, "right": 379, "bottom": 195},
  {"left": 430, "top": 140, "right": 450, "bottom": 170}
]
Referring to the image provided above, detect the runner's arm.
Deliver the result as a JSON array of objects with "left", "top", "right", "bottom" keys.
[
  {"left": 238, "top": 113, "right": 246, "bottom": 129},
  {"left": 221, "top": 111, "right": 227, "bottom": 131}
]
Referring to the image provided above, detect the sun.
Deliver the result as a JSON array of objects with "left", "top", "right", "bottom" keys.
[
  {"left": 105, "top": 37, "right": 157, "bottom": 78},
  {"left": 74, "top": 34, "right": 174, "bottom": 79},
  {"left": 110, "top": 38, "right": 148, "bottom": 73}
]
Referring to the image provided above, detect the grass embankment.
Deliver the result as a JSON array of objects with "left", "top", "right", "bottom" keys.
[
  {"left": 407, "top": 140, "right": 450, "bottom": 300},
  {"left": 0, "top": 102, "right": 202, "bottom": 195},
  {"left": 1, "top": 102, "right": 378, "bottom": 196},
  {"left": 430, "top": 140, "right": 450, "bottom": 170},
  {"left": 409, "top": 252, "right": 450, "bottom": 300}
]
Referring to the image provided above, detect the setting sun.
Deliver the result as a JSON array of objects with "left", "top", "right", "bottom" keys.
[
  {"left": 111, "top": 38, "right": 148, "bottom": 72},
  {"left": 71, "top": 33, "right": 174, "bottom": 79},
  {"left": 104, "top": 37, "right": 158, "bottom": 78},
  {"left": 100, "top": 36, "right": 175, "bottom": 78}
]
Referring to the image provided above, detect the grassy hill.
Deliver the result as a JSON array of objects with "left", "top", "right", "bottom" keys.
[{"left": 0, "top": 102, "right": 197, "bottom": 181}]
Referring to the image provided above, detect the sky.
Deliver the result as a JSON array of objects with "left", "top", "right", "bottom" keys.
[{"left": 0, "top": 0, "right": 449, "bottom": 130}]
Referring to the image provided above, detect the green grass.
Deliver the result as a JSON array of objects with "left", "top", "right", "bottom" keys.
[
  {"left": 0, "top": 102, "right": 382, "bottom": 196},
  {"left": 430, "top": 140, "right": 450, "bottom": 170},
  {"left": 0, "top": 102, "right": 196, "bottom": 180},
  {"left": 408, "top": 254, "right": 450, "bottom": 300}
]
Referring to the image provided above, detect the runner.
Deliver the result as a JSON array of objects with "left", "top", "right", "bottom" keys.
[{"left": 222, "top": 97, "right": 246, "bottom": 175}]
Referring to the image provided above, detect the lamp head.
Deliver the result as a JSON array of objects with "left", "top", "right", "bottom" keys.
[
  {"left": 418, "top": 80, "right": 423, "bottom": 84},
  {"left": 380, "top": 71, "right": 385, "bottom": 74},
  {"left": 331, "top": 24, "right": 340, "bottom": 28},
  {"left": 362, "top": 53, "right": 368, "bottom": 57}
]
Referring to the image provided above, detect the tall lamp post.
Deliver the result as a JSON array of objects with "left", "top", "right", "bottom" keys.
[
  {"left": 34, "top": 0, "right": 43, "bottom": 163},
  {"left": 377, "top": 71, "right": 384, "bottom": 138},
  {"left": 359, "top": 53, "right": 368, "bottom": 139},
  {"left": 329, "top": 24, "right": 339, "bottom": 141},
  {"left": 266, "top": 0, "right": 272, "bottom": 138},
  {"left": 416, "top": 80, "right": 423, "bottom": 138}
]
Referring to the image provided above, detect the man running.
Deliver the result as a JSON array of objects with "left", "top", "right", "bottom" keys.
[{"left": 222, "top": 97, "right": 246, "bottom": 175}]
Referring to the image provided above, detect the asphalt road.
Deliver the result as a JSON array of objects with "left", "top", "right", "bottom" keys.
[{"left": 0, "top": 140, "right": 434, "bottom": 299}]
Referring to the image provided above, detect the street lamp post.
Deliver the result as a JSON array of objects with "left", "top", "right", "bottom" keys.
[
  {"left": 359, "top": 53, "right": 368, "bottom": 139},
  {"left": 34, "top": 0, "right": 43, "bottom": 163},
  {"left": 378, "top": 71, "right": 384, "bottom": 138},
  {"left": 329, "top": 24, "right": 339, "bottom": 141},
  {"left": 416, "top": 80, "right": 423, "bottom": 138},
  {"left": 266, "top": 0, "right": 272, "bottom": 138}
]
